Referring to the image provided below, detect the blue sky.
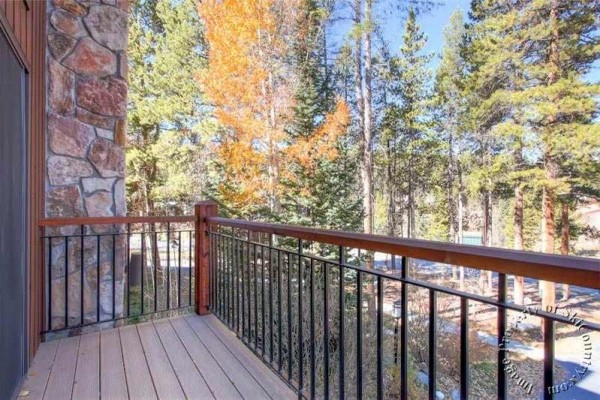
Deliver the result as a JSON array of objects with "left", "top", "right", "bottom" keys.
[{"left": 329, "top": 0, "right": 599, "bottom": 83}]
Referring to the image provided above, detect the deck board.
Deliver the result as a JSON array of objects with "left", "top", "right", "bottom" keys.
[
  {"left": 137, "top": 322, "right": 185, "bottom": 400},
  {"left": 185, "top": 315, "right": 271, "bottom": 399},
  {"left": 72, "top": 332, "right": 100, "bottom": 400},
  {"left": 18, "top": 338, "right": 58, "bottom": 399},
  {"left": 169, "top": 317, "right": 242, "bottom": 400},
  {"left": 120, "top": 325, "right": 158, "bottom": 400},
  {"left": 20, "top": 314, "right": 294, "bottom": 400},
  {"left": 202, "top": 314, "right": 296, "bottom": 400},
  {"left": 153, "top": 319, "right": 214, "bottom": 399},
  {"left": 43, "top": 335, "right": 80, "bottom": 400},
  {"left": 100, "top": 328, "right": 128, "bottom": 400}
]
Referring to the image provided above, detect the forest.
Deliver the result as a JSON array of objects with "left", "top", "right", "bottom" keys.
[{"left": 125, "top": 0, "right": 600, "bottom": 309}]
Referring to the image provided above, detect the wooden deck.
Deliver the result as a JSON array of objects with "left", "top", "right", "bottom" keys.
[{"left": 18, "top": 314, "right": 295, "bottom": 400}]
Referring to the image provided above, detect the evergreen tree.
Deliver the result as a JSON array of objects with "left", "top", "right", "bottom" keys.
[
  {"left": 127, "top": 0, "right": 207, "bottom": 216},
  {"left": 281, "top": 0, "right": 362, "bottom": 230},
  {"left": 383, "top": 8, "right": 434, "bottom": 238},
  {"left": 433, "top": 10, "right": 468, "bottom": 244}
]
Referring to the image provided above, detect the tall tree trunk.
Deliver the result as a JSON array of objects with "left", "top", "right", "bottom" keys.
[
  {"left": 408, "top": 161, "right": 414, "bottom": 238},
  {"left": 448, "top": 131, "right": 456, "bottom": 242},
  {"left": 363, "top": 0, "right": 373, "bottom": 236},
  {"left": 387, "top": 139, "right": 397, "bottom": 237},
  {"left": 457, "top": 165, "right": 465, "bottom": 288},
  {"left": 540, "top": 0, "right": 560, "bottom": 311},
  {"left": 514, "top": 184, "right": 525, "bottom": 305},
  {"left": 486, "top": 190, "right": 493, "bottom": 291},
  {"left": 561, "top": 202, "right": 570, "bottom": 300}
]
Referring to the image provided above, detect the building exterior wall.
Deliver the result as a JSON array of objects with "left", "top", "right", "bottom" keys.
[
  {"left": 0, "top": 0, "right": 47, "bottom": 362},
  {"left": 45, "top": 0, "right": 129, "bottom": 329},
  {"left": 46, "top": 0, "right": 128, "bottom": 220}
]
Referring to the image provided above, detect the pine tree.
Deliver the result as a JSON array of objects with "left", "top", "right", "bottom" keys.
[
  {"left": 280, "top": 0, "right": 362, "bottom": 230},
  {"left": 433, "top": 10, "right": 468, "bottom": 244},
  {"left": 519, "top": 0, "right": 600, "bottom": 307},
  {"left": 127, "top": 0, "right": 207, "bottom": 216},
  {"left": 386, "top": 8, "right": 434, "bottom": 239}
]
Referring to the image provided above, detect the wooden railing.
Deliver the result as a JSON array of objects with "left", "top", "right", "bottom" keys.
[
  {"left": 40, "top": 215, "right": 196, "bottom": 335},
  {"left": 199, "top": 203, "right": 600, "bottom": 400},
  {"left": 40, "top": 203, "right": 600, "bottom": 399}
]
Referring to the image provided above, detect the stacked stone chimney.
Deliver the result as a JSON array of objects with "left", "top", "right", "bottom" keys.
[
  {"left": 46, "top": 0, "right": 128, "bottom": 220},
  {"left": 45, "top": 0, "right": 129, "bottom": 327}
]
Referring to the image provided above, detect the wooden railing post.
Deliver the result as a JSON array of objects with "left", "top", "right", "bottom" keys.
[{"left": 195, "top": 201, "right": 218, "bottom": 315}]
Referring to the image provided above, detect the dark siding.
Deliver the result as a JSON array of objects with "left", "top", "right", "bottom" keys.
[
  {"left": 0, "top": 0, "right": 46, "bottom": 363},
  {"left": 0, "top": 29, "right": 28, "bottom": 399}
]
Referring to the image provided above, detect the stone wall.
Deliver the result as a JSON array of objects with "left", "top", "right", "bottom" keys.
[{"left": 46, "top": 0, "right": 129, "bottom": 327}]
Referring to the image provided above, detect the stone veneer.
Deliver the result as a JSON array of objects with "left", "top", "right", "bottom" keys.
[{"left": 46, "top": 0, "right": 129, "bottom": 327}]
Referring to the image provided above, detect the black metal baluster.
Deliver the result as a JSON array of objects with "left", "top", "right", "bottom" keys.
[
  {"left": 356, "top": 270, "right": 362, "bottom": 400},
  {"left": 339, "top": 246, "right": 345, "bottom": 399},
  {"left": 254, "top": 242, "right": 259, "bottom": 350},
  {"left": 324, "top": 261, "right": 330, "bottom": 400},
  {"left": 218, "top": 231, "right": 222, "bottom": 315},
  {"left": 225, "top": 231, "right": 230, "bottom": 326},
  {"left": 460, "top": 297, "right": 469, "bottom": 399},
  {"left": 261, "top": 244, "right": 266, "bottom": 358},
  {"left": 237, "top": 231, "right": 241, "bottom": 335},
  {"left": 178, "top": 230, "right": 182, "bottom": 309},
  {"left": 287, "top": 252, "right": 293, "bottom": 382},
  {"left": 230, "top": 232, "right": 234, "bottom": 328},
  {"left": 543, "top": 318, "right": 554, "bottom": 400},
  {"left": 241, "top": 235, "right": 246, "bottom": 340},
  {"left": 65, "top": 237, "right": 69, "bottom": 328},
  {"left": 218, "top": 233, "right": 223, "bottom": 318},
  {"left": 278, "top": 248, "right": 283, "bottom": 372},
  {"left": 80, "top": 226, "right": 85, "bottom": 326},
  {"left": 166, "top": 223, "right": 170, "bottom": 310},
  {"left": 428, "top": 290, "right": 437, "bottom": 400},
  {"left": 153, "top": 229, "right": 158, "bottom": 312},
  {"left": 497, "top": 273, "right": 507, "bottom": 399},
  {"left": 189, "top": 230, "right": 193, "bottom": 307},
  {"left": 298, "top": 240, "right": 304, "bottom": 395},
  {"left": 112, "top": 233, "right": 116, "bottom": 320},
  {"left": 48, "top": 237, "right": 52, "bottom": 331},
  {"left": 269, "top": 234, "right": 274, "bottom": 365},
  {"left": 400, "top": 256, "right": 408, "bottom": 400},
  {"left": 96, "top": 235, "right": 100, "bottom": 322},
  {"left": 126, "top": 223, "right": 131, "bottom": 317},
  {"left": 210, "top": 231, "right": 215, "bottom": 312},
  {"left": 141, "top": 232, "right": 145, "bottom": 315},
  {"left": 310, "top": 258, "right": 316, "bottom": 399},
  {"left": 246, "top": 232, "right": 252, "bottom": 343},
  {"left": 377, "top": 275, "right": 384, "bottom": 400}
]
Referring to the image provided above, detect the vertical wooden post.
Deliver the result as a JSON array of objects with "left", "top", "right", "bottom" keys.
[{"left": 195, "top": 201, "right": 218, "bottom": 315}]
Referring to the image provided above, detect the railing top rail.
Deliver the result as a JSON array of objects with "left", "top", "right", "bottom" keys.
[
  {"left": 39, "top": 215, "right": 195, "bottom": 226},
  {"left": 207, "top": 216, "right": 600, "bottom": 289}
]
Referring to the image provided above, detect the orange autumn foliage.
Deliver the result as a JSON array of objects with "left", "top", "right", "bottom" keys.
[{"left": 198, "top": 0, "right": 349, "bottom": 214}]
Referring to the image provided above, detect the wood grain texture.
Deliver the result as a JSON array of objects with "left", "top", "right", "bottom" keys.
[
  {"left": 119, "top": 325, "right": 157, "bottom": 400},
  {"left": 202, "top": 314, "right": 296, "bottom": 400},
  {"left": 20, "top": 315, "right": 294, "bottom": 399},
  {"left": 40, "top": 216, "right": 195, "bottom": 227},
  {"left": 195, "top": 202, "right": 218, "bottom": 315},
  {"left": 185, "top": 315, "right": 271, "bottom": 399},
  {"left": 153, "top": 319, "right": 214, "bottom": 399},
  {"left": 18, "top": 340, "right": 58, "bottom": 399},
  {"left": 72, "top": 332, "right": 100, "bottom": 400},
  {"left": 43, "top": 336, "right": 80, "bottom": 400},
  {"left": 137, "top": 322, "right": 185, "bottom": 400},
  {"left": 169, "top": 317, "right": 242, "bottom": 400},
  {"left": 208, "top": 217, "right": 600, "bottom": 288},
  {"left": 100, "top": 328, "right": 129, "bottom": 400}
]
